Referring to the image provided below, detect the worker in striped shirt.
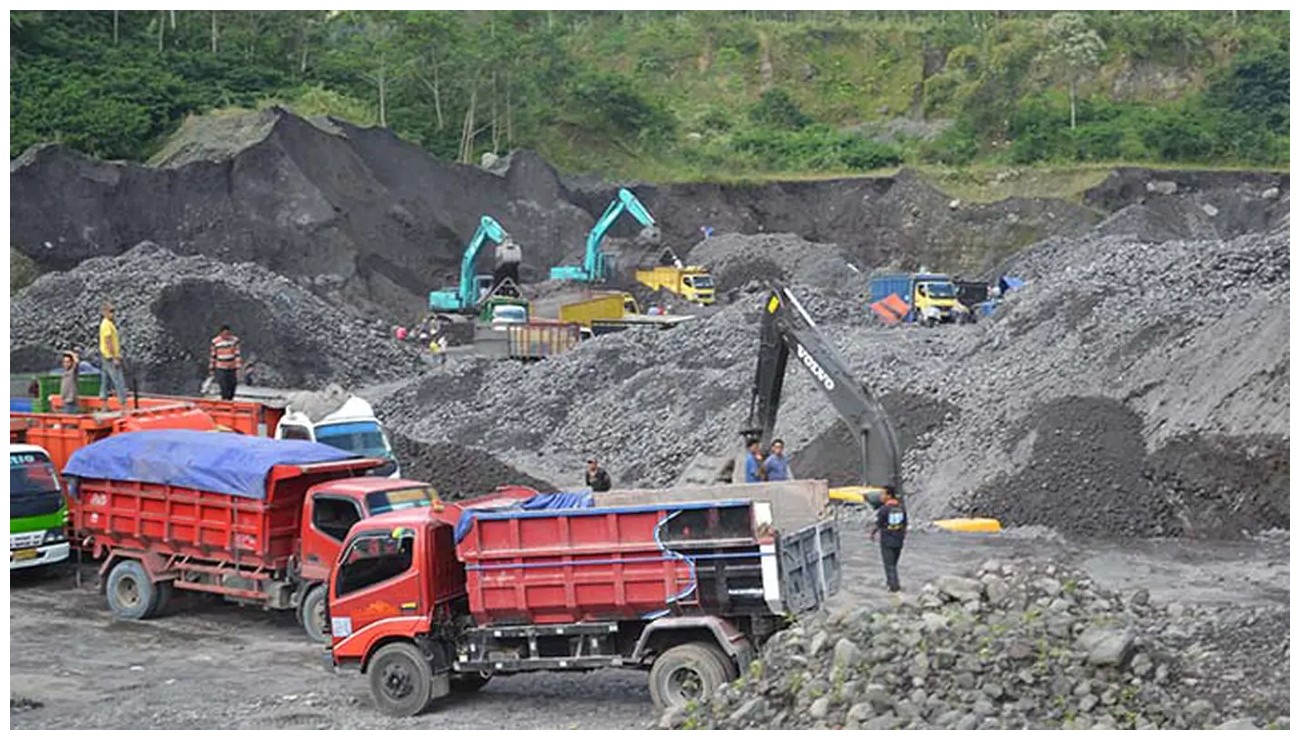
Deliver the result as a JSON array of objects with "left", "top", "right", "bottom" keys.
[{"left": 209, "top": 325, "right": 242, "bottom": 401}]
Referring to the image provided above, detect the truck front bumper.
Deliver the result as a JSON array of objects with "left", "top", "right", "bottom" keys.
[{"left": 10, "top": 541, "right": 70, "bottom": 570}]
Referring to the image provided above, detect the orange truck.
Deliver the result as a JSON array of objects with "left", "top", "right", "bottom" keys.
[{"left": 11, "top": 395, "right": 287, "bottom": 471}]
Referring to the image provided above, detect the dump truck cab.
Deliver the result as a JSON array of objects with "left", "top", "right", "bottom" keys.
[
  {"left": 9, "top": 444, "right": 70, "bottom": 570},
  {"left": 679, "top": 267, "right": 716, "bottom": 304},
  {"left": 910, "top": 274, "right": 965, "bottom": 325},
  {"left": 295, "top": 478, "right": 440, "bottom": 584},
  {"left": 277, "top": 397, "right": 401, "bottom": 478}
]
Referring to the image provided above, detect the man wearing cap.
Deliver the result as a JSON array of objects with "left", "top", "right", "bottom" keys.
[{"left": 585, "top": 458, "right": 612, "bottom": 492}]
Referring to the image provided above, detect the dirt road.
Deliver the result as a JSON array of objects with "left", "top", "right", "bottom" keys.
[{"left": 10, "top": 528, "right": 1288, "bottom": 729}]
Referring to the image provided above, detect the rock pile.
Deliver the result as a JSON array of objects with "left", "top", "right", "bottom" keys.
[
  {"left": 380, "top": 227, "right": 1288, "bottom": 537},
  {"left": 10, "top": 242, "right": 424, "bottom": 393},
  {"left": 663, "top": 560, "right": 1288, "bottom": 730}
]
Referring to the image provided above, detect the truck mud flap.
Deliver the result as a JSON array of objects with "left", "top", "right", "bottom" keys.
[{"left": 775, "top": 519, "right": 840, "bottom": 614}]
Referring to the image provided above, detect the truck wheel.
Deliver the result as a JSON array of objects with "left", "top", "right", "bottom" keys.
[
  {"left": 648, "top": 642, "right": 732, "bottom": 710},
  {"left": 450, "top": 671, "right": 492, "bottom": 693},
  {"left": 105, "top": 560, "right": 161, "bottom": 621},
  {"left": 298, "top": 585, "right": 329, "bottom": 644},
  {"left": 369, "top": 642, "right": 434, "bottom": 717},
  {"left": 148, "top": 580, "right": 175, "bottom": 618}
]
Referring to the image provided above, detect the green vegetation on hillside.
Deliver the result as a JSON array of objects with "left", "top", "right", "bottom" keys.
[{"left": 10, "top": 11, "right": 1289, "bottom": 179}]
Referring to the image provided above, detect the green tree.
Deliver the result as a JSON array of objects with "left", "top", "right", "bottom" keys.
[
  {"left": 748, "top": 89, "right": 811, "bottom": 130},
  {"left": 1040, "top": 12, "right": 1106, "bottom": 131}
]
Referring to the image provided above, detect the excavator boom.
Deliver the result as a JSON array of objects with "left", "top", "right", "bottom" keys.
[
  {"left": 550, "top": 188, "right": 658, "bottom": 283},
  {"left": 429, "top": 215, "right": 510, "bottom": 312},
  {"left": 747, "top": 285, "right": 902, "bottom": 495}
]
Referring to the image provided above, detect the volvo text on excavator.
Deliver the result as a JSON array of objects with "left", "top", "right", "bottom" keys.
[
  {"left": 550, "top": 188, "right": 659, "bottom": 284},
  {"left": 428, "top": 215, "right": 524, "bottom": 315},
  {"left": 744, "top": 284, "right": 902, "bottom": 504}
]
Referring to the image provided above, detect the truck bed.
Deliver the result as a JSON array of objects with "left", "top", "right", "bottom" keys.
[
  {"left": 64, "top": 431, "right": 378, "bottom": 568},
  {"left": 454, "top": 496, "right": 839, "bottom": 627}
]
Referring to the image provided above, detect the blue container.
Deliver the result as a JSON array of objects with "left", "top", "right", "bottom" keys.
[
  {"left": 10, "top": 398, "right": 34, "bottom": 413},
  {"left": 868, "top": 274, "right": 914, "bottom": 305}
]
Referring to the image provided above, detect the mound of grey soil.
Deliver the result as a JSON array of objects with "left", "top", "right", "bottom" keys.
[
  {"left": 10, "top": 242, "right": 422, "bottom": 393},
  {"left": 380, "top": 226, "right": 1287, "bottom": 538},
  {"left": 665, "top": 559, "right": 1288, "bottom": 730},
  {"left": 388, "top": 432, "right": 556, "bottom": 499},
  {"left": 11, "top": 108, "right": 594, "bottom": 318},
  {"left": 687, "top": 232, "right": 868, "bottom": 296}
]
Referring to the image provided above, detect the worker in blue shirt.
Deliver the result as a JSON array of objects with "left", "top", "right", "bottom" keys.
[
  {"left": 744, "top": 439, "right": 765, "bottom": 483},
  {"left": 763, "top": 439, "right": 791, "bottom": 481}
]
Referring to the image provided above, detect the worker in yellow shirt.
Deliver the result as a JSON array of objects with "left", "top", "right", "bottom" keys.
[{"left": 98, "top": 302, "right": 128, "bottom": 407}]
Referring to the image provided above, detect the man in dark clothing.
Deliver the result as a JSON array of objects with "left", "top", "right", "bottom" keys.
[
  {"left": 871, "top": 491, "right": 908, "bottom": 592},
  {"left": 585, "top": 459, "right": 612, "bottom": 492},
  {"left": 209, "top": 325, "right": 242, "bottom": 401}
]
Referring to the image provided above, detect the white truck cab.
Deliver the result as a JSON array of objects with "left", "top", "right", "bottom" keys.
[{"left": 274, "top": 396, "right": 401, "bottom": 479}]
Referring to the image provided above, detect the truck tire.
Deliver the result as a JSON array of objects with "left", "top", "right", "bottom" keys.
[
  {"left": 648, "top": 642, "right": 732, "bottom": 710},
  {"left": 369, "top": 642, "right": 435, "bottom": 718},
  {"left": 450, "top": 671, "right": 492, "bottom": 693},
  {"left": 298, "top": 585, "right": 329, "bottom": 644},
  {"left": 148, "top": 580, "right": 175, "bottom": 618},
  {"left": 105, "top": 560, "right": 161, "bottom": 621}
]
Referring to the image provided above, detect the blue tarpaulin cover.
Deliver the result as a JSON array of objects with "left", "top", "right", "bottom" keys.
[
  {"left": 454, "top": 491, "right": 594, "bottom": 543},
  {"left": 63, "top": 430, "right": 361, "bottom": 500},
  {"left": 11, "top": 398, "right": 33, "bottom": 412}
]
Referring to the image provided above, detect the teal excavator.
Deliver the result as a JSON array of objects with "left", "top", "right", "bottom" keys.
[
  {"left": 428, "top": 215, "right": 524, "bottom": 315},
  {"left": 550, "top": 188, "right": 660, "bottom": 283}
]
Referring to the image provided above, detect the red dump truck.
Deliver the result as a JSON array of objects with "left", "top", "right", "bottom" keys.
[
  {"left": 327, "top": 492, "right": 840, "bottom": 716},
  {"left": 62, "top": 429, "right": 451, "bottom": 642}
]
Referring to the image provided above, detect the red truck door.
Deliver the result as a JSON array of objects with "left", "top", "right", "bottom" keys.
[
  {"left": 329, "top": 526, "right": 424, "bottom": 641},
  {"left": 299, "top": 493, "right": 365, "bottom": 582}
]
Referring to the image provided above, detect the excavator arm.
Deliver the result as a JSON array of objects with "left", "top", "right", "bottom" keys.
[
  {"left": 430, "top": 215, "right": 510, "bottom": 312},
  {"left": 551, "top": 188, "right": 659, "bottom": 283},
  {"left": 457, "top": 216, "right": 510, "bottom": 309},
  {"left": 746, "top": 285, "right": 902, "bottom": 495}
]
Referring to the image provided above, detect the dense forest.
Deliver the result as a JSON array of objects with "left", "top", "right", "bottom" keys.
[{"left": 10, "top": 10, "right": 1290, "bottom": 179}]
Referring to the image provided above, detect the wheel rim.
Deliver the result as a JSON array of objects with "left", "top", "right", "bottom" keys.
[
  {"left": 380, "top": 657, "right": 416, "bottom": 701},
  {"left": 666, "top": 663, "right": 706, "bottom": 704},
  {"left": 116, "top": 577, "right": 140, "bottom": 608}
]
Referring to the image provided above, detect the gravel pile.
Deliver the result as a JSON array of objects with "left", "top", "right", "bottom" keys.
[
  {"left": 662, "top": 559, "right": 1288, "bottom": 730},
  {"left": 379, "top": 226, "right": 1287, "bottom": 537},
  {"left": 389, "top": 431, "right": 557, "bottom": 499},
  {"left": 687, "top": 232, "right": 869, "bottom": 298},
  {"left": 10, "top": 242, "right": 424, "bottom": 393}
]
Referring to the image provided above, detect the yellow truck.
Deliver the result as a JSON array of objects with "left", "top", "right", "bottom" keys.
[
  {"left": 635, "top": 265, "right": 716, "bottom": 305},
  {"left": 558, "top": 292, "right": 638, "bottom": 328}
]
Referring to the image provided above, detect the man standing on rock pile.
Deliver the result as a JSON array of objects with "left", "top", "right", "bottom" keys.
[
  {"left": 208, "top": 324, "right": 242, "bottom": 401},
  {"left": 585, "top": 459, "right": 612, "bottom": 492},
  {"left": 98, "top": 302, "right": 128, "bottom": 408},
  {"left": 871, "top": 490, "right": 908, "bottom": 593}
]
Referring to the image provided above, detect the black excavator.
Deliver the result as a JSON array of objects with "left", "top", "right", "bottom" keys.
[{"left": 677, "top": 284, "right": 901, "bottom": 505}]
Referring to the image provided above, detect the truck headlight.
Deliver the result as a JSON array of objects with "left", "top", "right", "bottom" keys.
[{"left": 43, "top": 528, "right": 66, "bottom": 544}]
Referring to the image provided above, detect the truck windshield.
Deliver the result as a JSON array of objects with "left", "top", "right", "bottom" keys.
[
  {"left": 688, "top": 276, "right": 715, "bottom": 289},
  {"left": 922, "top": 282, "right": 956, "bottom": 298},
  {"left": 314, "top": 422, "right": 392, "bottom": 459},
  {"left": 365, "top": 486, "right": 436, "bottom": 515},
  {"left": 10, "top": 453, "right": 65, "bottom": 519}
]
